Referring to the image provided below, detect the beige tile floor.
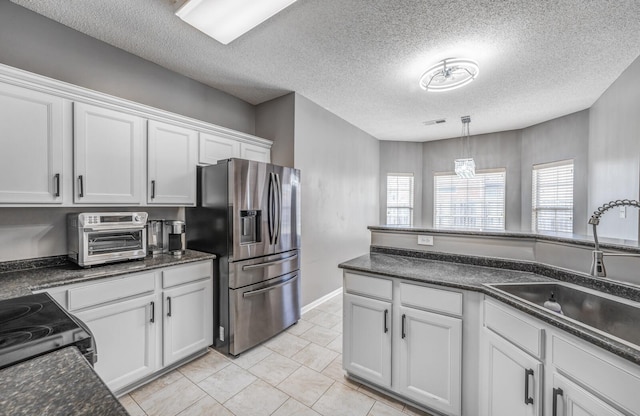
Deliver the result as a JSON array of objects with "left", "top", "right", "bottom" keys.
[{"left": 119, "top": 295, "right": 434, "bottom": 416}]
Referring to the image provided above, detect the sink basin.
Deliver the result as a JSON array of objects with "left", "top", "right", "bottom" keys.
[{"left": 486, "top": 282, "right": 640, "bottom": 348}]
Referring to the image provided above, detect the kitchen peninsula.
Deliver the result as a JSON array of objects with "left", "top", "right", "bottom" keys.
[{"left": 339, "top": 227, "right": 640, "bottom": 416}]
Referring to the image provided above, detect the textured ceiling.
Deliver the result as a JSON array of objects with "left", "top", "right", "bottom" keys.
[{"left": 10, "top": 0, "right": 640, "bottom": 142}]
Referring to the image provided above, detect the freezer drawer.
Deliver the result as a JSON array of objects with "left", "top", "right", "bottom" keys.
[
  {"left": 229, "top": 271, "right": 300, "bottom": 356},
  {"left": 228, "top": 250, "right": 300, "bottom": 289}
]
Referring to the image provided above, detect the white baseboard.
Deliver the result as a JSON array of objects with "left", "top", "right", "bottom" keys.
[{"left": 301, "top": 287, "right": 342, "bottom": 314}]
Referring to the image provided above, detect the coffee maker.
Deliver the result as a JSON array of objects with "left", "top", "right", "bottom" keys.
[
  {"left": 164, "top": 220, "right": 186, "bottom": 257},
  {"left": 147, "top": 220, "right": 186, "bottom": 257}
]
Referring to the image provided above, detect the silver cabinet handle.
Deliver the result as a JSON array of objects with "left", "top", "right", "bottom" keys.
[
  {"left": 167, "top": 297, "right": 172, "bottom": 317},
  {"left": 524, "top": 369, "right": 534, "bottom": 405},
  {"left": 78, "top": 175, "right": 84, "bottom": 197},
  {"left": 150, "top": 301, "right": 155, "bottom": 323},
  {"left": 54, "top": 173, "right": 60, "bottom": 197},
  {"left": 401, "top": 314, "right": 406, "bottom": 339},
  {"left": 383, "top": 309, "right": 389, "bottom": 333},
  {"left": 552, "top": 387, "right": 563, "bottom": 416},
  {"left": 151, "top": 180, "right": 156, "bottom": 199},
  {"left": 242, "top": 254, "right": 298, "bottom": 270},
  {"left": 243, "top": 275, "right": 298, "bottom": 298}
]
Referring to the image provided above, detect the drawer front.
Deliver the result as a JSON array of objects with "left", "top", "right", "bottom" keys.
[
  {"left": 162, "top": 261, "right": 212, "bottom": 289},
  {"left": 68, "top": 272, "right": 156, "bottom": 311},
  {"left": 552, "top": 335, "right": 640, "bottom": 414},
  {"left": 344, "top": 272, "right": 392, "bottom": 301},
  {"left": 400, "top": 283, "right": 462, "bottom": 316},
  {"left": 484, "top": 300, "right": 544, "bottom": 358}
]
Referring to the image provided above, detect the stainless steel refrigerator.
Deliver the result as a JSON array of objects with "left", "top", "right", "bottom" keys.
[{"left": 186, "top": 158, "right": 301, "bottom": 356}]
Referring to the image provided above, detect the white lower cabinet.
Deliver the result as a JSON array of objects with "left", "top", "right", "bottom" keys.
[
  {"left": 552, "top": 373, "right": 625, "bottom": 416},
  {"left": 398, "top": 306, "right": 462, "bottom": 416},
  {"left": 42, "top": 260, "right": 213, "bottom": 393},
  {"left": 343, "top": 272, "right": 463, "bottom": 416},
  {"left": 74, "top": 292, "right": 159, "bottom": 392},
  {"left": 483, "top": 329, "right": 543, "bottom": 416},
  {"left": 343, "top": 293, "right": 392, "bottom": 387},
  {"left": 163, "top": 278, "right": 213, "bottom": 366}
]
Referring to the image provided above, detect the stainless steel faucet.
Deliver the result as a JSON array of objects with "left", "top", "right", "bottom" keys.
[{"left": 588, "top": 199, "right": 640, "bottom": 277}]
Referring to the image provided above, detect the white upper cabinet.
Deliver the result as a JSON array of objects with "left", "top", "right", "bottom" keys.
[
  {"left": 73, "top": 102, "right": 144, "bottom": 204},
  {"left": 240, "top": 142, "right": 271, "bottom": 163},
  {"left": 199, "top": 132, "right": 240, "bottom": 164},
  {"left": 199, "top": 131, "right": 271, "bottom": 165},
  {"left": 0, "top": 65, "right": 272, "bottom": 205},
  {"left": 0, "top": 84, "right": 64, "bottom": 203},
  {"left": 147, "top": 120, "right": 197, "bottom": 205}
]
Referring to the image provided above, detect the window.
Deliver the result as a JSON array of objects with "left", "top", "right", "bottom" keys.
[
  {"left": 386, "top": 173, "right": 414, "bottom": 226},
  {"left": 434, "top": 169, "right": 506, "bottom": 231},
  {"left": 532, "top": 160, "right": 574, "bottom": 233}
]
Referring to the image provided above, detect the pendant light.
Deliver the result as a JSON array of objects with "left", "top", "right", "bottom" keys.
[{"left": 454, "top": 116, "right": 475, "bottom": 179}]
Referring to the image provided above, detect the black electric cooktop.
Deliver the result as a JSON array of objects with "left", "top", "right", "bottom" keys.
[{"left": 0, "top": 293, "right": 96, "bottom": 369}]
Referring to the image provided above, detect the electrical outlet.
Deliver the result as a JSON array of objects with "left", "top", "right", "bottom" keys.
[
  {"left": 417, "top": 235, "right": 434, "bottom": 246},
  {"left": 620, "top": 206, "right": 627, "bottom": 219}
]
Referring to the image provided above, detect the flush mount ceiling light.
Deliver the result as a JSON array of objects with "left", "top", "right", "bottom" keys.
[
  {"left": 419, "top": 58, "right": 479, "bottom": 92},
  {"left": 175, "top": 0, "right": 298, "bottom": 45},
  {"left": 454, "top": 115, "right": 476, "bottom": 179}
]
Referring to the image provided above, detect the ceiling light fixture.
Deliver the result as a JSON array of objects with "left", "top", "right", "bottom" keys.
[
  {"left": 175, "top": 0, "right": 298, "bottom": 45},
  {"left": 419, "top": 58, "right": 479, "bottom": 92},
  {"left": 454, "top": 115, "right": 476, "bottom": 179}
]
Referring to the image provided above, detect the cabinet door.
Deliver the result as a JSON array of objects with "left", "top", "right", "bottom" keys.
[
  {"left": 483, "top": 329, "right": 543, "bottom": 416},
  {"left": 74, "top": 102, "right": 144, "bottom": 204},
  {"left": 398, "top": 306, "right": 462, "bottom": 416},
  {"left": 74, "top": 293, "right": 159, "bottom": 392},
  {"left": 0, "top": 83, "right": 64, "bottom": 203},
  {"left": 163, "top": 278, "right": 213, "bottom": 366},
  {"left": 199, "top": 132, "right": 240, "bottom": 164},
  {"left": 343, "top": 293, "right": 392, "bottom": 387},
  {"left": 147, "top": 120, "right": 197, "bottom": 205},
  {"left": 240, "top": 142, "right": 271, "bottom": 163},
  {"left": 551, "top": 373, "right": 625, "bottom": 416}
]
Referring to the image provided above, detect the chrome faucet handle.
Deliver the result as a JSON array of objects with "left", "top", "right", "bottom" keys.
[{"left": 590, "top": 250, "right": 606, "bottom": 277}]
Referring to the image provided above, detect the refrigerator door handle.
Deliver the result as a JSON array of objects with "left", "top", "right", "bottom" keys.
[
  {"left": 243, "top": 274, "right": 298, "bottom": 298},
  {"left": 242, "top": 253, "right": 299, "bottom": 270},
  {"left": 274, "top": 173, "right": 282, "bottom": 244},
  {"left": 267, "top": 172, "right": 274, "bottom": 244}
]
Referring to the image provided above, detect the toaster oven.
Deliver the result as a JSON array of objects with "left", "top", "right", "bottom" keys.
[{"left": 67, "top": 212, "right": 148, "bottom": 267}]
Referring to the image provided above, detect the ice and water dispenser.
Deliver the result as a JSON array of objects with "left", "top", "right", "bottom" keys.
[{"left": 240, "top": 210, "right": 261, "bottom": 244}]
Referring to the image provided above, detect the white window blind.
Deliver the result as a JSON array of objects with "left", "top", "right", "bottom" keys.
[
  {"left": 434, "top": 170, "right": 506, "bottom": 231},
  {"left": 387, "top": 173, "right": 414, "bottom": 226},
  {"left": 532, "top": 160, "right": 574, "bottom": 233}
]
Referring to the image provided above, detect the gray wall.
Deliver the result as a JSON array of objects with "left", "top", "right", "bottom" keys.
[
  {"left": 588, "top": 55, "right": 640, "bottom": 241},
  {"left": 379, "top": 110, "right": 591, "bottom": 235},
  {"left": 378, "top": 141, "right": 423, "bottom": 225},
  {"left": 0, "top": 1, "right": 255, "bottom": 134},
  {"left": 294, "top": 94, "right": 380, "bottom": 306},
  {"left": 521, "top": 110, "right": 589, "bottom": 234},
  {"left": 421, "top": 130, "right": 523, "bottom": 230},
  {"left": 255, "top": 93, "right": 295, "bottom": 167}
]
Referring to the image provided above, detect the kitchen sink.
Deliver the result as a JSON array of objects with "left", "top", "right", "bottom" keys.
[{"left": 485, "top": 282, "right": 640, "bottom": 348}]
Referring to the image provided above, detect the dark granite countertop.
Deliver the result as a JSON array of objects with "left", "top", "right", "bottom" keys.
[
  {"left": 339, "top": 250, "right": 640, "bottom": 365},
  {"left": 368, "top": 225, "right": 640, "bottom": 254},
  {"left": 0, "top": 249, "right": 215, "bottom": 300},
  {"left": 0, "top": 347, "right": 128, "bottom": 416}
]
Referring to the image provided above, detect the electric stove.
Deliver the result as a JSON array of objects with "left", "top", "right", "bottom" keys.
[{"left": 0, "top": 292, "right": 96, "bottom": 369}]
